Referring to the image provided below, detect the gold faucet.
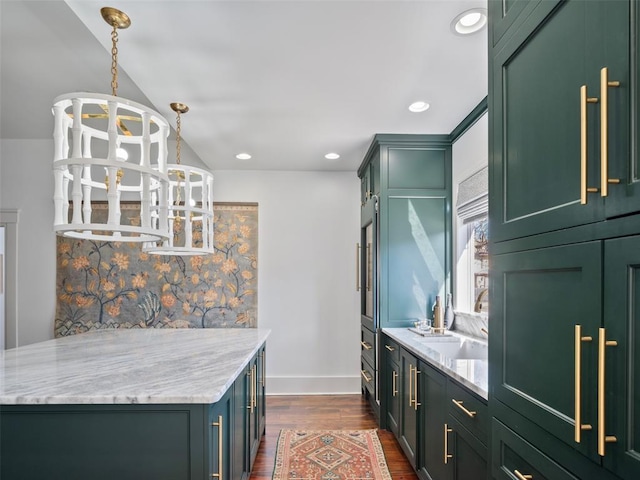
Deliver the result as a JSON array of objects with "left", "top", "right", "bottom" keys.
[{"left": 474, "top": 289, "right": 488, "bottom": 313}]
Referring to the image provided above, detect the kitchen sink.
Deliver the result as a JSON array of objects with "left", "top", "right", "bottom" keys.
[{"left": 421, "top": 337, "right": 488, "bottom": 360}]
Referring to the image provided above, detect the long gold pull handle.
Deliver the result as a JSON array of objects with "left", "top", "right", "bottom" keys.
[
  {"left": 444, "top": 424, "right": 453, "bottom": 464},
  {"left": 211, "top": 415, "right": 223, "bottom": 478},
  {"left": 385, "top": 344, "right": 395, "bottom": 352},
  {"left": 361, "top": 370, "right": 372, "bottom": 383},
  {"left": 356, "top": 243, "right": 361, "bottom": 291},
  {"left": 392, "top": 371, "right": 398, "bottom": 396},
  {"left": 414, "top": 366, "right": 421, "bottom": 410},
  {"left": 260, "top": 350, "right": 265, "bottom": 388},
  {"left": 598, "top": 327, "right": 618, "bottom": 456},
  {"left": 580, "top": 85, "right": 600, "bottom": 204},
  {"left": 452, "top": 399, "right": 477, "bottom": 418},
  {"left": 366, "top": 242, "right": 372, "bottom": 292},
  {"left": 360, "top": 341, "right": 373, "bottom": 350},
  {"left": 600, "top": 67, "right": 621, "bottom": 197},
  {"left": 253, "top": 364, "right": 257, "bottom": 409},
  {"left": 513, "top": 470, "right": 533, "bottom": 480},
  {"left": 408, "top": 364, "right": 414, "bottom": 407},
  {"left": 574, "top": 325, "right": 593, "bottom": 443},
  {"left": 247, "top": 366, "right": 255, "bottom": 412}
]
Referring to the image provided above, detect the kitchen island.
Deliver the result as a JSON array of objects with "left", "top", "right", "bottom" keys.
[{"left": 0, "top": 328, "right": 270, "bottom": 480}]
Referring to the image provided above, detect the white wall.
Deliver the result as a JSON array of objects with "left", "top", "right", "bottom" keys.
[
  {"left": 451, "top": 113, "right": 488, "bottom": 312},
  {"left": 213, "top": 170, "right": 361, "bottom": 394},
  {"left": 0, "top": 139, "right": 361, "bottom": 393}
]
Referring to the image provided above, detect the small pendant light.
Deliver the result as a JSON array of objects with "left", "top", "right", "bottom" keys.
[
  {"left": 52, "top": 7, "right": 170, "bottom": 242},
  {"left": 144, "top": 103, "right": 215, "bottom": 255}
]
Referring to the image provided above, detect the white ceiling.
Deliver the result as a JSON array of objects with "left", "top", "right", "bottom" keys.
[{"left": 1, "top": 0, "right": 487, "bottom": 172}]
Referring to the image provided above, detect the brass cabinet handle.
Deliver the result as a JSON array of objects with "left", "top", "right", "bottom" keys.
[
  {"left": 415, "top": 367, "right": 421, "bottom": 407},
  {"left": 356, "top": 243, "right": 361, "bottom": 291},
  {"left": 211, "top": 415, "right": 223, "bottom": 478},
  {"left": 361, "top": 370, "right": 372, "bottom": 383},
  {"left": 600, "top": 67, "right": 621, "bottom": 197},
  {"left": 574, "top": 325, "right": 593, "bottom": 443},
  {"left": 366, "top": 242, "right": 372, "bottom": 292},
  {"left": 452, "top": 399, "right": 477, "bottom": 418},
  {"left": 408, "top": 364, "right": 414, "bottom": 407},
  {"left": 385, "top": 344, "right": 395, "bottom": 352},
  {"left": 598, "top": 327, "right": 618, "bottom": 456},
  {"left": 247, "top": 365, "right": 255, "bottom": 412},
  {"left": 580, "top": 85, "right": 599, "bottom": 204},
  {"left": 253, "top": 364, "right": 257, "bottom": 409},
  {"left": 260, "top": 350, "right": 266, "bottom": 388},
  {"left": 443, "top": 423, "right": 453, "bottom": 464},
  {"left": 392, "top": 370, "right": 398, "bottom": 396},
  {"left": 513, "top": 470, "right": 533, "bottom": 480},
  {"left": 360, "top": 341, "right": 373, "bottom": 350}
]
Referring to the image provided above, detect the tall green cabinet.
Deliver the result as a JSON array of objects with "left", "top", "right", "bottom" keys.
[
  {"left": 489, "top": 1, "right": 640, "bottom": 479},
  {"left": 357, "top": 134, "right": 452, "bottom": 420}
]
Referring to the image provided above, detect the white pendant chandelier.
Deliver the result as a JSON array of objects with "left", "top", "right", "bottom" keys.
[
  {"left": 52, "top": 7, "right": 170, "bottom": 242},
  {"left": 144, "top": 103, "right": 215, "bottom": 256}
]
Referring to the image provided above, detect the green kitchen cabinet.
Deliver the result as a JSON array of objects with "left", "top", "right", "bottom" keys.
[
  {"left": 446, "top": 415, "right": 488, "bottom": 480},
  {"left": 247, "top": 347, "right": 265, "bottom": 469},
  {"left": 489, "top": 0, "right": 633, "bottom": 243},
  {"left": 399, "top": 347, "right": 420, "bottom": 468},
  {"left": 358, "top": 134, "right": 452, "bottom": 424},
  {"left": 417, "top": 360, "right": 448, "bottom": 480},
  {"left": 383, "top": 337, "right": 401, "bottom": 438},
  {"left": 209, "top": 387, "right": 234, "bottom": 480}
]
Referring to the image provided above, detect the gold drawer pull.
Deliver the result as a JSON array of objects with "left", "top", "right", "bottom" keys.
[
  {"left": 598, "top": 327, "right": 618, "bottom": 456},
  {"left": 600, "top": 67, "right": 620, "bottom": 197},
  {"left": 574, "top": 325, "right": 593, "bottom": 443},
  {"left": 413, "top": 366, "right": 421, "bottom": 410},
  {"left": 360, "top": 341, "right": 373, "bottom": 350},
  {"left": 211, "top": 415, "right": 223, "bottom": 478},
  {"left": 385, "top": 344, "right": 395, "bottom": 352},
  {"left": 361, "top": 370, "right": 372, "bottom": 383},
  {"left": 514, "top": 470, "right": 533, "bottom": 480},
  {"left": 580, "top": 85, "right": 599, "bottom": 204},
  {"left": 443, "top": 423, "right": 453, "bottom": 464},
  {"left": 452, "top": 399, "right": 477, "bottom": 418},
  {"left": 392, "top": 370, "right": 398, "bottom": 396}
]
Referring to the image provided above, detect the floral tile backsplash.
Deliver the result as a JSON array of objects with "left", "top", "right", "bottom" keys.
[{"left": 55, "top": 203, "right": 258, "bottom": 337}]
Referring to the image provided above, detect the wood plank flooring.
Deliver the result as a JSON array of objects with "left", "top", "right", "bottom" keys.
[{"left": 250, "top": 394, "right": 419, "bottom": 480}]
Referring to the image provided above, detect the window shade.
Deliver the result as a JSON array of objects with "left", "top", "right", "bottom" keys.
[{"left": 456, "top": 166, "right": 488, "bottom": 222}]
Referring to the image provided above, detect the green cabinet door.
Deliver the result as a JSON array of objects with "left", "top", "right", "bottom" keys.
[
  {"left": 385, "top": 354, "right": 400, "bottom": 438},
  {"left": 490, "top": 242, "right": 602, "bottom": 460},
  {"left": 417, "top": 361, "right": 448, "bottom": 480},
  {"left": 603, "top": 236, "right": 640, "bottom": 479},
  {"left": 447, "top": 415, "right": 488, "bottom": 480},
  {"left": 399, "top": 348, "right": 419, "bottom": 467},
  {"left": 490, "top": 0, "right": 627, "bottom": 242},
  {"left": 234, "top": 364, "right": 251, "bottom": 480},
  {"left": 248, "top": 354, "right": 261, "bottom": 469}
]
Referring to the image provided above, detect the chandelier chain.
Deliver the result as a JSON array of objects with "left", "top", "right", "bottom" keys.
[
  {"left": 176, "top": 111, "right": 182, "bottom": 165},
  {"left": 110, "top": 23, "right": 119, "bottom": 96}
]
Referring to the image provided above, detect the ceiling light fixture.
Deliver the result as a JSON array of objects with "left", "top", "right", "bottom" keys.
[
  {"left": 236, "top": 153, "right": 252, "bottom": 160},
  {"left": 52, "top": 7, "right": 170, "bottom": 242},
  {"left": 408, "top": 101, "right": 430, "bottom": 113},
  {"left": 325, "top": 153, "right": 340, "bottom": 160},
  {"left": 144, "top": 103, "right": 215, "bottom": 256},
  {"left": 451, "top": 8, "right": 487, "bottom": 35}
]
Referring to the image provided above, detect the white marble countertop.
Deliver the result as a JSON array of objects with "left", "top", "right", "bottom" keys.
[
  {"left": 382, "top": 328, "right": 488, "bottom": 400},
  {"left": 0, "top": 328, "right": 270, "bottom": 405}
]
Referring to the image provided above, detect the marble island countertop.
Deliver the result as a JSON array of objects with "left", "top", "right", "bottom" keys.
[
  {"left": 382, "top": 328, "right": 488, "bottom": 400},
  {"left": 0, "top": 328, "right": 270, "bottom": 405}
]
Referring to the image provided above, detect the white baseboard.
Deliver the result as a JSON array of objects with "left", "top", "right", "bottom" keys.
[{"left": 266, "top": 375, "right": 361, "bottom": 395}]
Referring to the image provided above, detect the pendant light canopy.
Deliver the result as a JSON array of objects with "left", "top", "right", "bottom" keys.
[
  {"left": 144, "top": 103, "right": 215, "bottom": 255},
  {"left": 52, "top": 7, "right": 170, "bottom": 242}
]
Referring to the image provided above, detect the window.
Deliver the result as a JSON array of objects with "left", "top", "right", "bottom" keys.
[{"left": 455, "top": 167, "right": 488, "bottom": 314}]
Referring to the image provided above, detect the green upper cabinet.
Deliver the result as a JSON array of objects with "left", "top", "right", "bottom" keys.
[
  {"left": 489, "top": 0, "right": 636, "bottom": 243},
  {"left": 358, "top": 134, "right": 452, "bottom": 329}
]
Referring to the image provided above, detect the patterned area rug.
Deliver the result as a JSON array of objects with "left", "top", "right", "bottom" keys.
[{"left": 273, "top": 429, "right": 392, "bottom": 480}]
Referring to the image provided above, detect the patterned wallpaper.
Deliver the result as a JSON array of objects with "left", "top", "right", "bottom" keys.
[{"left": 55, "top": 203, "right": 258, "bottom": 337}]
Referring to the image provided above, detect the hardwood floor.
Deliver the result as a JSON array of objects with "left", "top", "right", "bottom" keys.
[{"left": 250, "top": 394, "right": 419, "bottom": 480}]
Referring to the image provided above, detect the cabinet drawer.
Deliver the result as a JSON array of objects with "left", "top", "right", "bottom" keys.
[
  {"left": 361, "top": 356, "right": 375, "bottom": 395},
  {"left": 361, "top": 325, "right": 375, "bottom": 366},
  {"left": 447, "top": 379, "right": 488, "bottom": 442},
  {"left": 381, "top": 335, "right": 399, "bottom": 365},
  {"left": 492, "top": 419, "right": 579, "bottom": 480}
]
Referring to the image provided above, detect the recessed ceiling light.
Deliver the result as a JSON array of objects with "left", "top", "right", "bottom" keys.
[
  {"left": 236, "top": 153, "right": 252, "bottom": 160},
  {"left": 408, "top": 101, "right": 430, "bottom": 113},
  {"left": 451, "top": 8, "right": 487, "bottom": 35},
  {"left": 325, "top": 153, "right": 340, "bottom": 160}
]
